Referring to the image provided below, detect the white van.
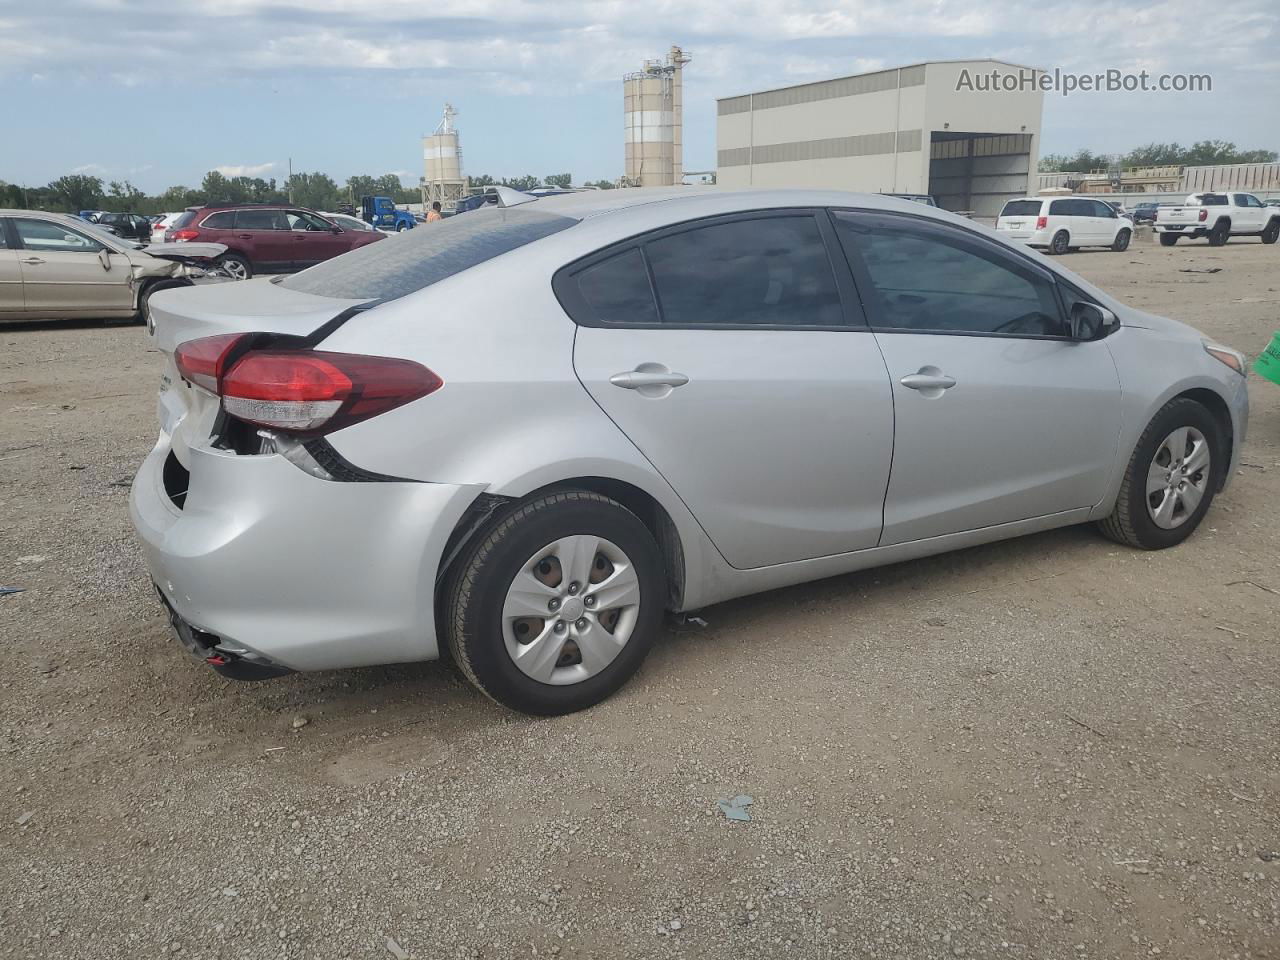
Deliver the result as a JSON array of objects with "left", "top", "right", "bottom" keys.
[{"left": 996, "top": 197, "right": 1132, "bottom": 254}]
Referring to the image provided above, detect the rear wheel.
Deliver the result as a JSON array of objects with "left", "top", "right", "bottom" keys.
[
  {"left": 1159, "top": 233, "right": 1179, "bottom": 247},
  {"left": 445, "top": 491, "right": 665, "bottom": 715},
  {"left": 137, "top": 278, "right": 192, "bottom": 326},
  {"left": 216, "top": 253, "right": 252, "bottom": 280},
  {"left": 1048, "top": 230, "right": 1070, "bottom": 255},
  {"left": 1208, "top": 220, "right": 1230, "bottom": 246},
  {"left": 1262, "top": 218, "right": 1279, "bottom": 245},
  {"left": 1111, "top": 229, "right": 1131, "bottom": 252},
  {"left": 1098, "top": 398, "right": 1222, "bottom": 550}
]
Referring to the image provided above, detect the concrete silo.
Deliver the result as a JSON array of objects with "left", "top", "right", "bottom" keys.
[
  {"left": 422, "top": 104, "right": 468, "bottom": 212},
  {"left": 623, "top": 45, "right": 690, "bottom": 187}
]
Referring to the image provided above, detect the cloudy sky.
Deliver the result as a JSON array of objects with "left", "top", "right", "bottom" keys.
[{"left": 1, "top": 0, "right": 1276, "bottom": 191}]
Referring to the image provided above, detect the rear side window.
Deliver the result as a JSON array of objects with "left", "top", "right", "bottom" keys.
[
  {"left": 170, "top": 211, "right": 197, "bottom": 230},
  {"left": 575, "top": 249, "right": 660, "bottom": 325},
  {"left": 281, "top": 207, "right": 576, "bottom": 301},
  {"left": 645, "top": 215, "right": 843, "bottom": 327},
  {"left": 1048, "top": 199, "right": 1070, "bottom": 215},
  {"left": 235, "top": 209, "right": 287, "bottom": 230},
  {"left": 1002, "top": 200, "right": 1042, "bottom": 217},
  {"left": 201, "top": 212, "right": 235, "bottom": 229}
]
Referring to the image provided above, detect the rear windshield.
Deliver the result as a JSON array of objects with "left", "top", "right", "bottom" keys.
[
  {"left": 1000, "top": 200, "right": 1042, "bottom": 217},
  {"left": 280, "top": 207, "right": 576, "bottom": 300},
  {"left": 1194, "top": 194, "right": 1228, "bottom": 206}
]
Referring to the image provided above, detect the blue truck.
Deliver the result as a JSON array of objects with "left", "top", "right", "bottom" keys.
[{"left": 360, "top": 196, "right": 416, "bottom": 232}]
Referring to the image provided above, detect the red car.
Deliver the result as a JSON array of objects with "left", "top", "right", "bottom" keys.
[{"left": 165, "top": 204, "right": 384, "bottom": 279}]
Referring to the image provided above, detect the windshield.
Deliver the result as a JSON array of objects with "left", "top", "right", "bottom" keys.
[{"left": 280, "top": 207, "right": 576, "bottom": 301}]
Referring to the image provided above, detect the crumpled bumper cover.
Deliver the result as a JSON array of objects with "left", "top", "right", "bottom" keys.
[{"left": 130, "top": 438, "right": 480, "bottom": 672}]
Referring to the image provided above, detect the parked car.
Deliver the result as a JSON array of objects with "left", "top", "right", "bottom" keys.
[
  {"left": 883, "top": 193, "right": 938, "bottom": 207},
  {"left": 95, "top": 212, "right": 153, "bottom": 242},
  {"left": 151, "top": 212, "right": 182, "bottom": 244},
  {"left": 0, "top": 209, "right": 227, "bottom": 324},
  {"left": 995, "top": 196, "right": 1133, "bottom": 253},
  {"left": 1265, "top": 198, "right": 1280, "bottom": 208},
  {"left": 165, "top": 204, "right": 384, "bottom": 278},
  {"left": 132, "top": 189, "right": 1248, "bottom": 714},
  {"left": 1131, "top": 201, "right": 1162, "bottom": 225},
  {"left": 360, "top": 196, "right": 416, "bottom": 232},
  {"left": 321, "top": 212, "right": 376, "bottom": 232},
  {"left": 1155, "top": 192, "right": 1280, "bottom": 246}
]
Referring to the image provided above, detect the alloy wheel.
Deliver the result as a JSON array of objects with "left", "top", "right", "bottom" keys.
[
  {"left": 1146, "top": 426, "right": 1210, "bottom": 529},
  {"left": 502, "top": 535, "right": 641, "bottom": 685}
]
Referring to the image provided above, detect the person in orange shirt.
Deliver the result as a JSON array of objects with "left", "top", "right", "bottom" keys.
[{"left": 426, "top": 201, "right": 443, "bottom": 222}]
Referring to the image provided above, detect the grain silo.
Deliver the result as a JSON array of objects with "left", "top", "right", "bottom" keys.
[
  {"left": 623, "top": 45, "right": 690, "bottom": 187},
  {"left": 422, "top": 104, "right": 468, "bottom": 212}
]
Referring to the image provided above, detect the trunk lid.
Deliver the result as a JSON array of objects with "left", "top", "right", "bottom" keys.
[{"left": 147, "top": 278, "right": 372, "bottom": 468}]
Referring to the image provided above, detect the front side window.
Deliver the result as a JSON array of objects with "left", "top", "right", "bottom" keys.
[
  {"left": 286, "top": 210, "right": 331, "bottom": 231},
  {"left": 234, "top": 209, "right": 287, "bottom": 231},
  {"left": 13, "top": 218, "right": 105, "bottom": 253},
  {"left": 644, "top": 215, "right": 844, "bottom": 327},
  {"left": 1093, "top": 201, "right": 1117, "bottom": 218},
  {"left": 833, "top": 212, "right": 1065, "bottom": 337}
]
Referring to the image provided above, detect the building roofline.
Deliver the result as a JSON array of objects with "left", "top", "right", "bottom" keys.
[{"left": 715, "top": 58, "right": 1044, "bottom": 103}]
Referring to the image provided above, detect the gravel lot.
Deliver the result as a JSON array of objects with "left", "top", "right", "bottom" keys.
[{"left": 3, "top": 233, "right": 1278, "bottom": 960}]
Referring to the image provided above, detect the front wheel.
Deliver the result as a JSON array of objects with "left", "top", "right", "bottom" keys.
[
  {"left": 1111, "top": 229, "right": 1131, "bottom": 252},
  {"left": 444, "top": 491, "right": 666, "bottom": 715},
  {"left": 396, "top": 222, "right": 409, "bottom": 232},
  {"left": 1098, "top": 398, "right": 1222, "bottom": 550},
  {"left": 1262, "top": 219, "right": 1279, "bottom": 245},
  {"left": 1158, "top": 233, "right": 1179, "bottom": 247}
]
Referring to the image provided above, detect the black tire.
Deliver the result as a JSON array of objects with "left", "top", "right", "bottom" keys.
[
  {"left": 137, "top": 278, "right": 192, "bottom": 325},
  {"left": 1262, "top": 218, "right": 1279, "bottom": 245},
  {"left": 1097, "top": 398, "right": 1223, "bottom": 550},
  {"left": 1159, "top": 233, "right": 1179, "bottom": 247},
  {"left": 396, "top": 222, "right": 409, "bottom": 232},
  {"left": 1048, "top": 230, "right": 1069, "bottom": 255},
  {"left": 1207, "top": 220, "right": 1230, "bottom": 247},
  {"left": 1111, "top": 229, "right": 1131, "bottom": 252},
  {"left": 216, "top": 253, "right": 253, "bottom": 280},
  {"left": 444, "top": 490, "right": 665, "bottom": 715}
]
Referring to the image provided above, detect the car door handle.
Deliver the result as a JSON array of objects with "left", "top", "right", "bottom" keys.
[
  {"left": 237, "top": 234, "right": 253, "bottom": 240},
  {"left": 900, "top": 372, "right": 956, "bottom": 391},
  {"left": 20, "top": 257, "right": 45, "bottom": 266},
  {"left": 609, "top": 369, "right": 689, "bottom": 389}
]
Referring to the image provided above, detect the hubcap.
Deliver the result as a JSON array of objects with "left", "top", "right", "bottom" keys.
[
  {"left": 502, "top": 535, "right": 641, "bottom": 686},
  {"left": 1146, "top": 426, "right": 1210, "bottom": 529},
  {"left": 222, "top": 260, "right": 248, "bottom": 280}
]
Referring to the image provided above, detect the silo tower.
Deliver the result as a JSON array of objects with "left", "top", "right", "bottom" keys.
[
  {"left": 422, "top": 104, "right": 468, "bottom": 212},
  {"left": 623, "top": 45, "right": 691, "bottom": 187}
]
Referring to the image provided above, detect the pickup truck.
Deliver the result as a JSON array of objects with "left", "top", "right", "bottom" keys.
[{"left": 1155, "top": 191, "right": 1280, "bottom": 247}]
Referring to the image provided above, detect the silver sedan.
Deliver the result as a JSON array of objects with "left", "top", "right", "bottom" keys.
[{"left": 130, "top": 189, "right": 1249, "bottom": 714}]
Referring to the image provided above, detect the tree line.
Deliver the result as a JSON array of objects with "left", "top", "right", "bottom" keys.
[
  {"left": 1040, "top": 140, "right": 1278, "bottom": 173},
  {"left": 1, "top": 170, "right": 616, "bottom": 215}
]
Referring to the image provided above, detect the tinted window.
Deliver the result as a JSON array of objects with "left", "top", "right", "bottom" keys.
[
  {"left": 0, "top": 222, "right": 8, "bottom": 249},
  {"left": 1002, "top": 200, "right": 1042, "bottom": 217},
  {"left": 13, "top": 218, "right": 106, "bottom": 253},
  {"left": 170, "top": 211, "right": 198, "bottom": 230},
  {"left": 281, "top": 207, "right": 575, "bottom": 301},
  {"left": 234, "top": 209, "right": 287, "bottom": 230},
  {"left": 1093, "top": 200, "right": 1117, "bottom": 218},
  {"left": 1198, "top": 194, "right": 1228, "bottom": 206},
  {"left": 575, "top": 248, "right": 659, "bottom": 325},
  {"left": 644, "top": 216, "right": 843, "bottom": 327},
  {"left": 201, "top": 211, "right": 235, "bottom": 229},
  {"left": 834, "top": 213, "right": 1064, "bottom": 337},
  {"left": 286, "top": 210, "right": 331, "bottom": 231}
]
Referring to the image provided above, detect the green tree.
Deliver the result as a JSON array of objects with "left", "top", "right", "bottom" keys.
[
  {"left": 103, "top": 180, "right": 146, "bottom": 212},
  {"left": 543, "top": 173, "right": 572, "bottom": 189},
  {"left": 585, "top": 179, "right": 616, "bottom": 190},
  {"left": 46, "top": 174, "right": 105, "bottom": 212},
  {"left": 469, "top": 174, "right": 496, "bottom": 188},
  {"left": 502, "top": 175, "right": 540, "bottom": 191},
  {"left": 1182, "top": 140, "right": 1277, "bottom": 165},
  {"left": 285, "top": 172, "right": 339, "bottom": 210}
]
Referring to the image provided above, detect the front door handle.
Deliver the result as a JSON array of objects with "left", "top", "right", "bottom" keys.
[
  {"left": 20, "top": 256, "right": 45, "bottom": 266},
  {"left": 237, "top": 234, "right": 253, "bottom": 240},
  {"left": 900, "top": 372, "right": 956, "bottom": 391},
  {"left": 609, "top": 369, "right": 690, "bottom": 390}
]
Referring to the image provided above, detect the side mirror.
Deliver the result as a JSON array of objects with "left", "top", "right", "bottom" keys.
[
  {"left": 331, "top": 225, "right": 343, "bottom": 234},
  {"left": 97, "top": 248, "right": 112, "bottom": 271},
  {"left": 1069, "top": 301, "right": 1118, "bottom": 341}
]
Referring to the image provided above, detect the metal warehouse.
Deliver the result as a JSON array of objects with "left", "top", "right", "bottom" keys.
[{"left": 716, "top": 59, "right": 1045, "bottom": 217}]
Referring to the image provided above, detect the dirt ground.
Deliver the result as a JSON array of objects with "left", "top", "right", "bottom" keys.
[{"left": 2, "top": 231, "right": 1278, "bottom": 960}]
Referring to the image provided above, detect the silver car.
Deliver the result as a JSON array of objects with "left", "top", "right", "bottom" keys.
[
  {"left": 0, "top": 210, "right": 226, "bottom": 323},
  {"left": 130, "top": 189, "right": 1249, "bottom": 714}
]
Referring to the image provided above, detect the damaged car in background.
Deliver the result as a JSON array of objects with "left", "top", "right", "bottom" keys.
[{"left": 0, "top": 210, "right": 232, "bottom": 326}]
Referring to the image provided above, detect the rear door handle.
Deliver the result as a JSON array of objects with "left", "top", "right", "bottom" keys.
[
  {"left": 609, "top": 370, "right": 689, "bottom": 389},
  {"left": 20, "top": 257, "right": 45, "bottom": 265},
  {"left": 900, "top": 371, "right": 957, "bottom": 391},
  {"left": 237, "top": 234, "right": 253, "bottom": 240}
]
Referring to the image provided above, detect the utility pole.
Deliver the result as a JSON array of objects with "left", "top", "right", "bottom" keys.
[{"left": 288, "top": 158, "right": 294, "bottom": 203}]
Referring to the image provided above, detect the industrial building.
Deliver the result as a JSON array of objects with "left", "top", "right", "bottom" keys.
[
  {"left": 422, "top": 104, "right": 468, "bottom": 212},
  {"left": 716, "top": 59, "right": 1045, "bottom": 216},
  {"left": 623, "top": 46, "right": 691, "bottom": 187}
]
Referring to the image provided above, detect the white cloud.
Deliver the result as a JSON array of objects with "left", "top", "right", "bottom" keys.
[
  {"left": 72, "top": 163, "right": 107, "bottom": 175},
  {"left": 213, "top": 162, "right": 278, "bottom": 177}
]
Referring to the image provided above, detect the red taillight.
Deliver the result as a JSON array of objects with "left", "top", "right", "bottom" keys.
[
  {"left": 171, "top": 228, "right": 199, "bottom": 241},
  {"left": 173, "top": 335, "right": 441, "bottom": 435},
  {"left": 1198, "top": 208, "right": 1208, "bottom": 222},
  {"left": 1035, "top": 215, "right": 1048, "bottom": 229},
  {"left": 174, "top": 333, "right": 246, "bottom": 393}
]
